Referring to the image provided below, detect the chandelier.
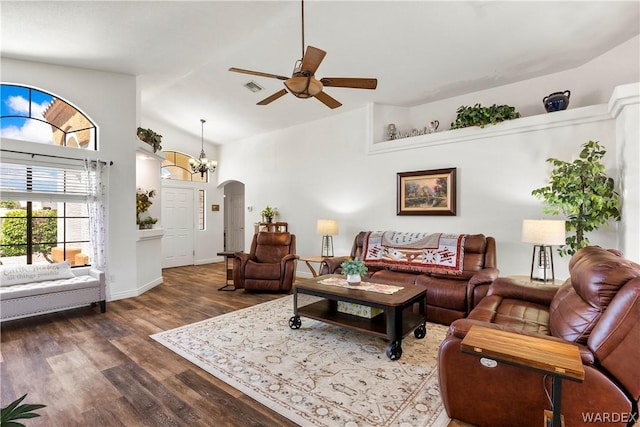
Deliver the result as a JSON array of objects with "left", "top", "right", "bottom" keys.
[{"left": 189, "top": 119, "right": 217, "bottom": 178}]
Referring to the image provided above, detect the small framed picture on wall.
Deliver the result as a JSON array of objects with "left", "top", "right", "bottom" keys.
[{"left": 397, "top": 168, "right": 457, "bottom": 216}]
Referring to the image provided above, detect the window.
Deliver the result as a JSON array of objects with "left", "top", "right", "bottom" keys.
[
  {"left": 199, "top": 190, "right": 205, "bottom": 230},
  {"left": 0, "top": 84, "right": 97, "bottom": 149},
  {"left": 0, "top": 161, "right": 96, "bottom": 266},
  {"left": 0, "top": 201, "right": 91, "bottom": 266},
  {"left": 161, "top": 151, "right": 208, "bottom": 183}
]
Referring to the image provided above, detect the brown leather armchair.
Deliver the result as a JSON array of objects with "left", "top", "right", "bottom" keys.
[
  {"left": 438, "top": 246, "right": 640, "bottom": 427},
  {"left": 233, "top": 232, "right": 298, "bottom": 292}
]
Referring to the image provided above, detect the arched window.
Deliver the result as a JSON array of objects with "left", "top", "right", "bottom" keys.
[
  {"left": 161, "top": 151, "right": 208, "bottom": 183},
  {"left": 0, "top": 84, "right": 97, "bottom": 149},
  {"left": 1, "top": 84, "right": 101, "bottom": 266}
]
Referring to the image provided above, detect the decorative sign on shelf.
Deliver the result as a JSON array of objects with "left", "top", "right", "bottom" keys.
[{"left": 387, "top": 121, "right": 439, "bottom": 140}]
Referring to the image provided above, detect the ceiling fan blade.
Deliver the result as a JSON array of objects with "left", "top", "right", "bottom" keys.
[
  {"left": 257, "top": 89, "right": 288, "bottom": 105},
  {"left": 320, "top": 77, "right": 378, "bottom": 90},
  {"left": 229, "top": 67, "right": 289, "bottom": 81},
  {"left": 314, "top": 91, "right": 342, "bottom": 109},
  {"left": 300, "top": 46, "right": 326, "bottom": 74}
]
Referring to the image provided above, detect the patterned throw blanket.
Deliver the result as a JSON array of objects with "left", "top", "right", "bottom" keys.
[{"left": 362, "top": 231, "right": 466, "bottom": 275}]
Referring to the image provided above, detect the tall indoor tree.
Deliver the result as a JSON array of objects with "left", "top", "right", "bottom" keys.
[{"left": 531, "top": 140, "right": 621, "bottom": 256}]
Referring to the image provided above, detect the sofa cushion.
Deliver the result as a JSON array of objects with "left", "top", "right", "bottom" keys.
[
  {"left": 415, "top": 275, "right": 468, "bottom": 311},
  {"left": 254, "top": 232, "right": 293, "bottom": 263},
  {"left": 245, "top": 261, "right": 281, "bottom": 280},
  {"left": 0, "top": 274, "right": 98, "bottom": 298},
  {"left": 0, "top": 262, "right": 74, "bottom": 287}
]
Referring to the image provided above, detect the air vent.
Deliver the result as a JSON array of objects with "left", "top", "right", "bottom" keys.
[{"left": 243, "top": 81, "right": 264, "bottom": 93}]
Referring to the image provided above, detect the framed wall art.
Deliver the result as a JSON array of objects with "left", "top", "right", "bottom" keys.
[{"left": 397, "top": 168, "right": 457, "bottom": 216}]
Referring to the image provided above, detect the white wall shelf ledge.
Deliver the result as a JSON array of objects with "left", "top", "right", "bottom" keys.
[
  {"left": 136, "top": 228, "right": 165, "bottom": 241},
  {"left": 136, "top": 140, "right": 166, "bottom": 161},
  {"left": 367, "top": 103, "right": 612, "bottom": 155},
  {"left": 367, "top": 83, "right": 639, "bottom": 156}
]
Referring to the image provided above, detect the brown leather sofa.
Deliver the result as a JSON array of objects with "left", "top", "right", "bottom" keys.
[
  {"left": 233, "top": 232, "right": 298, "bottom": 292},
  {"left": 438, "top": 246, "right": 640, "bottom": 427},
  {"left": 320, "top": 231, "right": 498, "bottom": 325}
]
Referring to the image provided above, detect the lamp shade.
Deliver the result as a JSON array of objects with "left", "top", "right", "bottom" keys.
[
  {"left": 316, "top": 219, "right": 338, "bottom": 236},
  {"left": 521, "top": 219, "right": 566, "bottom": 245}
]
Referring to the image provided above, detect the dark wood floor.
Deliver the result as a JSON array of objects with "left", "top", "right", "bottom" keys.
[
  {"left": 1, "top": 263, "right": 301, "bottom": 427},
  {"left": 1, "top": 263, "right": 468, "bottom": 427}
]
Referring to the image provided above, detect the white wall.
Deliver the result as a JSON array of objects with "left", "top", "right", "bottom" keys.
[
  {"left": 219, "top": 36, "right": 640, "bottom": 280},
  {"left": 2, "top": 58, "right": 137, "bottom": 300}
]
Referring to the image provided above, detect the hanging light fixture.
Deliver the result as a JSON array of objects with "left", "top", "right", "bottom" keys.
[{"left": 189, "top": 119, "right": 217, "bottom": 178}]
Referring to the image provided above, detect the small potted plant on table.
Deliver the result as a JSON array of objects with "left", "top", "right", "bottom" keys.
[
  {"left": 340, "top": 259, "right": 368, "bottom": 285},
  {"left": 261, "top": 205, "right": 279, "bottom": 223}
]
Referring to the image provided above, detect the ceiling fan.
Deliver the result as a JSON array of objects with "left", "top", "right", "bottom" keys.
[{"left": 229, "top": 0, "right": 377, "bottom": 109}]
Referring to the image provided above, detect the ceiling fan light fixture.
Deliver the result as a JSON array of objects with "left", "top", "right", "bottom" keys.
[{"left": 285, "top": 76, "right": 323, "bottom": 98}]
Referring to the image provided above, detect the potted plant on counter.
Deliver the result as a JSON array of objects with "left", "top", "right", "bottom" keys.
[
  {"left": 341, "top": 258, "right": 368, "bottom": 285},
  {"left": 136, "top": 188, "right": 158, "bottom": 229}
]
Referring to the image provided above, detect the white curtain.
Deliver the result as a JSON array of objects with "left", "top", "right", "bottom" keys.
[{"left": 84, "top": 159, "right": 110, "bottom": 285}]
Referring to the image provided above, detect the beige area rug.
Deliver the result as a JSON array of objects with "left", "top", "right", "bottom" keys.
[{"left": 151, "top": 295, "right": 450, "bottom": 427}]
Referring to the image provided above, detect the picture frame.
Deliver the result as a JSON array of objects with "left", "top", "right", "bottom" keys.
[{"left": 397, "top": 168, "right": 457, "bottom": 216}]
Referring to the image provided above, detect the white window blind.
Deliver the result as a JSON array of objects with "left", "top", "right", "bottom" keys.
[{"left": 0, "top": 161, "right": 94, "bottom": 203}]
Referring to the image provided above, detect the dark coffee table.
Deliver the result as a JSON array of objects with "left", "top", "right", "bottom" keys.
[{"left": 289, "top": 275, "right": 427, "bottom": 360}]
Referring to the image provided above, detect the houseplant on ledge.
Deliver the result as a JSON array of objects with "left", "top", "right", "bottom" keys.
[
  {"left": 531, "top": 140, "right": 621, "bottom": 256},
  {"left": 450, "top": 103, "right": 520, "bottom": 129},
  {"left": 341, "top": 259, "right": 368, "bottom": 284},
  {"left": 137, "top": 127, "right": 162, "bottom": 152}
]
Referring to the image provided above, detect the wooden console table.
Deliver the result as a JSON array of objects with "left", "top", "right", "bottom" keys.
[{"left": 461, "top": 325, "right": 584, "bottom": 427}]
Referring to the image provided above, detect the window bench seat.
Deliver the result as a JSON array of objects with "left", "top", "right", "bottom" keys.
[{"left": 0, "top": 264, "right": 106, "bottom": 322}]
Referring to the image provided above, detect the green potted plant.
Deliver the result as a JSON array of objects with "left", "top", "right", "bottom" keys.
[
  {"left": 340, "top": 258, "right": 368, "bottom": 284},
  {"left": 531, "top": 140, "right": 621, "bottom": 256},
  {"left": 261, "top": 205, "right": 279, "bottom": 223},
  {"left": 137, "top": 216, "right": 158, "bottom": 230},
  {"left": 450, "top": 103, "right": 521, "bottom": 129},
  {"left": 136, "top": 188, "right": 158, "bottom": 229},
  {"left": 137, "top": 127, "right": 162, "bottom": 152},
  {"left": 1, "top": 394, "right": 46, "bottom": 427}
]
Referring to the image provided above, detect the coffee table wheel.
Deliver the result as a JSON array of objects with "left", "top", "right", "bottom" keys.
[
  {"left": 386, "top": 341, "right": 402, "bottom": 361},
  {"left": 414, "top": 323, "right": 426, "bottom": 339},
  {"left": 289, "top": 316, "right": 301, "bottom": 329}
]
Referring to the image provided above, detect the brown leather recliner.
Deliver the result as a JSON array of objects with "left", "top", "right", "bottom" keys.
[
  {"left": 438, "top": 246, "right": 640, "bottom": 427},
  {"left": 233, "top": 232, "right": 298, "bottom": 292}
]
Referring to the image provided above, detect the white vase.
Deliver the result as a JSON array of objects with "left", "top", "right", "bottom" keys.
[{"left": 346, "top": 274, "right": 361, "bottom": 285}]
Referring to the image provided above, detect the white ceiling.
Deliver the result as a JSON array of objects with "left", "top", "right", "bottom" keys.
[{"left": 2, "top": 1, "right": 639, "bottom": 144}]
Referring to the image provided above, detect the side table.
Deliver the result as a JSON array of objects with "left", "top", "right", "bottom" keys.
[
  {"left": 461, "top": 325, "right": 584, "bottom": 427},
  {"left": 299, "top": 256, "right": 326, "bottom": 277},
  {"left": 216, "top": 251, "right": 236, "bottom": 291}
]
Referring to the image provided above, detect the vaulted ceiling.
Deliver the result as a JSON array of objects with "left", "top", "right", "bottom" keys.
[{"left": 2, "top": 1, "right": 638, "bottom": 144}]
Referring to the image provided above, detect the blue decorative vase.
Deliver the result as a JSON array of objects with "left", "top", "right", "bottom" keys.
[{"left": 543, "top": 90, "right": 571, "bottom": 112}]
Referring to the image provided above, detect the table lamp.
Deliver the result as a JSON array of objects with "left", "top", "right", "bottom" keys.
[
  {"left": 317, "top": 219, "right": 338, "bottom": 257},
  {"left": 521, "top": 219, "right": 566, "bottom": 282}
]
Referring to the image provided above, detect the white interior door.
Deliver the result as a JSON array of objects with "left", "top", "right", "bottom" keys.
[
  {"left": 227, "top": 194, "right": 245, "bottom": 252},
  {"left": 162, "top": 187, "right": 195, "bottom": 268}
]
